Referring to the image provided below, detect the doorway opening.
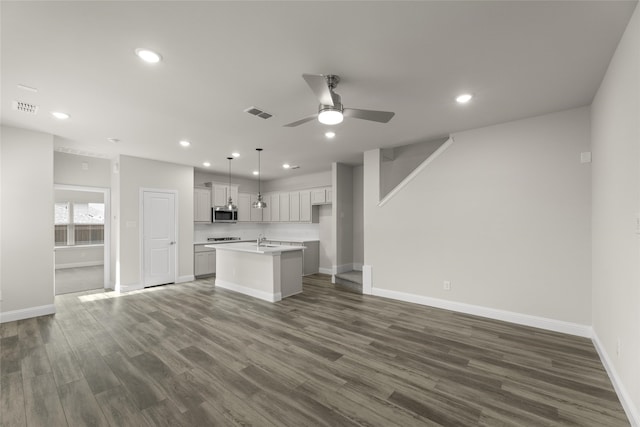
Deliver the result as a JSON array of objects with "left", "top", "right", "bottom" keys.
[{"left": 54, "top": 185, "right": 110, "bottom": 295}]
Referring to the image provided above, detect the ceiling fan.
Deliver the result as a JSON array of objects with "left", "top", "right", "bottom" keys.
[{"left": 284, "top": 74, "right": 395, "bottom": 127}]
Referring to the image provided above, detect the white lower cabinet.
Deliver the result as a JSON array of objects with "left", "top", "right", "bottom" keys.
[
  {"left": 265, "top": 240, "right": 319, "bottom": 275},
  {"left": 194, "top": 245, "right": 216, "bottom": 276}
]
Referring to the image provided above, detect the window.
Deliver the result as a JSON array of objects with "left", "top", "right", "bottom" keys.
[{"left": 54, "top": 202, "right": 105, "bottom": 246}]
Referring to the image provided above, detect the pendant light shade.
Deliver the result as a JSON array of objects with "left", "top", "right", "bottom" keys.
[
  {"left": 252, "top": 148, "right": 267, "bottom": 209},
  {"left": 225, "top": 157, "right": 237, "bottom": 210}
]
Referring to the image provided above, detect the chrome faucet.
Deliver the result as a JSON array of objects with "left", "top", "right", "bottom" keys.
[{"left": 257, "top": 234, "right": 267, "bottom": 246}]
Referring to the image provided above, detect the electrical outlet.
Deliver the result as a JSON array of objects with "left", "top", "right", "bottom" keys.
[
  {"left": 616, "top": 338, "right": 621, "bottom": 357},
  {"left": 443, "top": 281, "right": 451, "bottom": 291}
]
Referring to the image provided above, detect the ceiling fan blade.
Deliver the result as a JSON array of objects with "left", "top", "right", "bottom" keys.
[
  {"left": 343, "top": 108, "right": 395, "bottom": 123},
  {"left": 302, "top": 74, "right": 335, "bottom": 106},
  {"left": 283, "top": 113, "right": 318, "bottom": 127}
]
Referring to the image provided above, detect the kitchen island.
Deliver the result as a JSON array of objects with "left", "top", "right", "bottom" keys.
[{"left": 205, "top": 242, "right": 304, "bottom": 302}]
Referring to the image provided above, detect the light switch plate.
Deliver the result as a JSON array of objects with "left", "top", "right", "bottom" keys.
[{"left": 580, "top": 152, "right": 592, "bottom": 163}]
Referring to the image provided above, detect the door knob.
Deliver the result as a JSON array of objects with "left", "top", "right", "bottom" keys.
[{"left": 170, "top": 241, "right": 176, "bottom": 245}]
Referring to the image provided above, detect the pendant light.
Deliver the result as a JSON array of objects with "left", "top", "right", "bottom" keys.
[
  {"left": 252, "top": 148, "right": 267, "bottom": 209},
  {"left": 225, "top": 157, "right": 237, "bottom": 210}
]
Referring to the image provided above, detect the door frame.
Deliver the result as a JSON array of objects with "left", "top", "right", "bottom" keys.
[
  {"left": 139, "top": 188, "right": 179, "bottom": 287},
  {"left": 53, "top": 184, "right": 111, "bottom": 290}
]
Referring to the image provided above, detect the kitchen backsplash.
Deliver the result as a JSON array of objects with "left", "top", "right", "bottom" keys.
[{"left": 194, "top": 222, "right": 320, "bottom": 242}]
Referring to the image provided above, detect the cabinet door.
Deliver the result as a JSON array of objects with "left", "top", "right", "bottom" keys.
[
  {"left": 326, "top": 188, "right": 333, "bottom": 204},
  {"left": 195, "top": 252, "right": 208, "bottom": 275},
  {"left": 279, "top": 193, "right": 290, "bottom": 222},
  {"left": 230, "top": 186, "right": 239, "bottom": 206},
  {"left": 289, "top": 191, "right": 300, "bottom": 222},
  {"left": 271, "top": 194, "right": 280, "bottom": 222},
  {"left": 194, "top": 188, "right": 211, "bottom": 222},
  {"left": 237, "top": 193, "right": 251, "bottom": 222},
  {"left": 213, "top": 185, "right": 227, "bottom": 207},
  {"left": 250, "top": 194, "right": 263, "bottom": 222},
  {"left": 311, "top": 189, "right": 326, "bottom": 204},
  {"left": 300, "top": 191, "right": 311, "bottom": 222},
  {"left": 207, "top": 251, "right": 216, "bottom": 274},
  {"left": 262, "top": 194, "right": 271, "bottom": 222}
]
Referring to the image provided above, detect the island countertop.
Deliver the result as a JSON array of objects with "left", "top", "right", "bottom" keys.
[{"left": 205, "top": 242, "right": 305, "bottom": 255}]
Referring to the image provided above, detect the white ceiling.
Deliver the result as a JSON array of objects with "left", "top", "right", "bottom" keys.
[{"left": 1, "top": 1, "right": 636, "bottom": 180}]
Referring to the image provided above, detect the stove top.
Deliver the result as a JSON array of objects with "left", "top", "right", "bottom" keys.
[{"left": 207, "top": 237, "right": 241, "bottom": 242}]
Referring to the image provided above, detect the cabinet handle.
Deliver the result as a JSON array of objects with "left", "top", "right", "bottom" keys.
[{"left": 170, "top": 241, "right": 176, "bottom": 245}]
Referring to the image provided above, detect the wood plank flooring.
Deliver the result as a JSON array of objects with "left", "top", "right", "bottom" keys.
[{"left": 0, "top": 274, "right": 629, "bottom": 426}]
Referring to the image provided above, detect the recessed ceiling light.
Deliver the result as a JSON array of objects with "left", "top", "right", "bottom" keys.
[
  {"left": 51, "top": 111, "right": 70, "bottom": 120},
  {"left": 282, "top": 164, "right": 290, "bottom": 169},
  {"left": 203, "top": 161, "right": 211, "bottom": 167},
  {"left": 253, "top": 171, "right": 259, "bottom": 176},
  {"left": 325, "top": 131, "right": 336, "bottom": 139},
  {"left": 107, "top": 138, "right": 121, "bottom": 143},
  {"left": 179, "top": 140, "right": 190, "bottom": 147},
  {"left": 232, "top": 152, "right": 240, "bottom": 158},
  {"left": 135, "top": 48, "right": 162, "bottom": 64},
  {"left": 456, "top": 93, "right": 473, "bottom": 104}
]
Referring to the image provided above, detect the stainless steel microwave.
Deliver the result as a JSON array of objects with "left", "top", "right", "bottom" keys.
[{"left": 212, "top": 207, "right": 237, "bottom": 223}]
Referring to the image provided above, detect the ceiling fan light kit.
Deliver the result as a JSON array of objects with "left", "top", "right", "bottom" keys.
[
  {"left": 284, "top": 73, "right": 395, "bottom": 127},
  {"left": 318, "top": 108, "right": 343, "bottom": 125}
]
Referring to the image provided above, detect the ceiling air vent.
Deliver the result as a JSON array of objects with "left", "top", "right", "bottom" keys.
[
  {"left": 12, "top": 100, "right": 39, "bottom": 115},
  {"left": 244, "top": 106, "right": 273, "bottom": 120}
]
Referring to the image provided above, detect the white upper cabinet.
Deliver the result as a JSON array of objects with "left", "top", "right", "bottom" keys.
[
  {"left": 237, "top": 193, "right": 251, "bottom": 222},
  {"left": 300, "top": 190, "right": 311, "bottom": 222},
  {"left": 289, "top": 191, "right": 300, "bottom": 222},
  {"left": 250, "top": 194, "right": 263, "bottom": 222},
  {"left": 311, "top": 187, "right": 332, "bottom": 205},
  {"left": 213, "top": 185, "right": 227, "bottom": 207},
  {"left": 271, "top": 194, "right": 280, "bottom": 222},
  {"left": 211, "top": 183, "right": 238, "bottom": 207},
  {"left": 279, "top": 193, "right": 290, "bottom": 222},
  {"left": 194, "top": 187, "right": 211, "bottom": 222},
  {"left": 262, "top": 194, "right": 272, "bottom": 222}
]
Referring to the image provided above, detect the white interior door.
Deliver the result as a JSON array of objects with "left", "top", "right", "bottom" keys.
[{"left": 143, "top": 191, "right": 176, "bottom": 286}]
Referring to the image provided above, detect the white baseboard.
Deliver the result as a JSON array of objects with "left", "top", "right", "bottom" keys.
[
  {"left": 352, "top": 263, "right": 363, "bottom": 271},
  {"left": 592, "top": 331, "right": 640, "bottom": 426},
  {"left": 371, "top": 287, "right": 592, "bottom": 338},
  {"left": 0, "top": 304, "right": 56, "bottom": 323},
  {"left": 55, "top": 261, "right": 104, "bottom": 270},
  {"left": 215, "top": 279, "right": 281, "bottom": 302},
  {"left": 177, "top": 275, "right": 195, "bottom": 283},
  {"left": 362, "top": 265, "right": 372, "bottom": 295},
  {"left": 117, "top": 283, "right": 144, "bottom": 293},
  {"left": 333, "top": 264, "right": 353, "bottom": 274},
  {"left": 318, "top": 267, "right": 333, "bottom": 275}
]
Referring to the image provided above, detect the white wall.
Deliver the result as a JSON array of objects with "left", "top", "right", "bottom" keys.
[
  {"left": 591, "top": 4, "right": 640, "bottom": 423},
  {"left": 0, "top": 126, "right": 55, "bottom": 321},
  {"left": 318, "top": 205, "right": 333, "bottom": 272},
  {"left": 54, "top": 151, "right": 110, "bottom": 188},
  {"left": 113, "top": 155, "right": 194, "bottom": 290},
  {"left": 194, "top": 170, "right": 258, "bottom": 194},
  {"left": 263, "top": 170, "right": 331, "bottom": 192},
  {"left": 380, "top": 138, "right": 448, "bottom": 198},
  {"left": 55, "top": 246, "right": 103, "bottom": 269},
  {"left": 352, "top": 165, "right": 364, "bottom": 269},
  {"left": 364, "top": 107, "right": 592, "bottom": 326}
]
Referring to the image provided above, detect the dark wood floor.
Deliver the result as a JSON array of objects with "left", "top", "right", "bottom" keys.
[{"left": 0, "top": 274, "right": 629, "bottom": 426}]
